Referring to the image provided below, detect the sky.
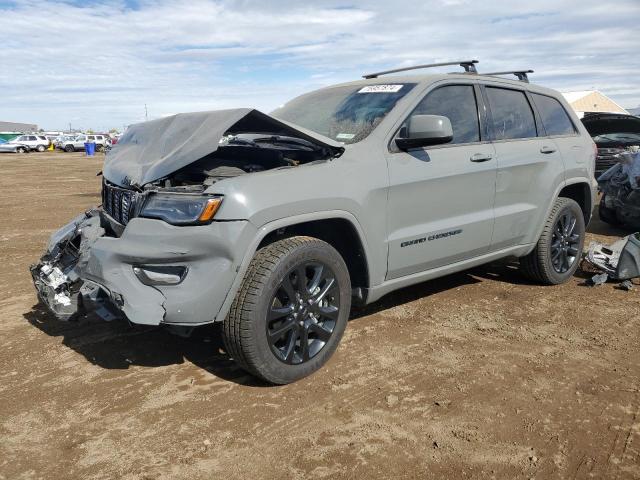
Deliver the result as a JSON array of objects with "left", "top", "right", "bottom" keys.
[{"left": 1, "top": 0, "right": 639, "bottom": 131}]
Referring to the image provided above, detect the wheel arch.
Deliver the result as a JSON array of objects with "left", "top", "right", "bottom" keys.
[
  {"left": 258, "top": 217, "right": 370, "bottom": 295},
  {"left": 215, "top": 211, "right": 372, "bottom": 322},
  {"left": 524, "top": 177, "right": 595, "bottom": 257},
  {"left": 557, "top": 179, "right": 594, "bottom": 225}
]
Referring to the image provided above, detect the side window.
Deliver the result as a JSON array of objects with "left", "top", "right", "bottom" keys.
[
  {"left": 412, "top": 85, "right": 480, "bottom": 144},
  {"left": 485, "top": 87, "right": 537, "bottom": 140},
  {"left": 29, "top": 136, "right": 37, "bottom": 141},
  {"left": 531, "top": 93, "right": 576, "bottom": 136},
  {"left": 17, "top": 136, "right": 25, "bottom": 141}
]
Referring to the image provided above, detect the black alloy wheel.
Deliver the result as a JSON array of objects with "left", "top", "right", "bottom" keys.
[
  {"left": 550, "top": 210, "right": 581, "bottom": 273},
  {"left": 267, "top": 261, "right": 340, "bottom": 365},
  {"left": 519, "top": 197, "right": 585, "bottom": 285},
  {"left": 223, "top": 236, "right": 351, "bottom": 384}
]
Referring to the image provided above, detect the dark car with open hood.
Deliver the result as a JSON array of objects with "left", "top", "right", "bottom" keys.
[
  {"left": 581, "top": 113, "right": 640, "bottom": 177},
  {"left": 30, "top": 60, "right": 597, "bottom": 384}
]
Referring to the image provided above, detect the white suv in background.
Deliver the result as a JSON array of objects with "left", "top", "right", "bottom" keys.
[
  {"left": 11, "top": 135, "right": 50, "bottom": 152},
  {"left": 60, "top": 134, "right": 111, "bottom": 152}
]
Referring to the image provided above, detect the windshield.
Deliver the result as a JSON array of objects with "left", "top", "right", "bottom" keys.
[
  {"left": 272, "top": 83, "right": 416, "bottom": 144},
  {"left": 593, "top": 132, "right": 640, "bottom": 143}
]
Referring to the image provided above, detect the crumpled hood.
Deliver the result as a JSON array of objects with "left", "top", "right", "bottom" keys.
[
  {"left": 582, "top": 113, "right": 640, "bottom": 137},
  {"left": 103, "top": 108, "right": 344, "bottom": 187}
]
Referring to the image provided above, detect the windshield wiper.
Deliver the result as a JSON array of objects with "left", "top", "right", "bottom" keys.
[{"left": 253, "top": 135, "right": 317, "bottom": 150}]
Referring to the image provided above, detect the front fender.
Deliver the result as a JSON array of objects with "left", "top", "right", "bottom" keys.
[{"left": 214, "top": 210, "right": 373, "bottom": 323}]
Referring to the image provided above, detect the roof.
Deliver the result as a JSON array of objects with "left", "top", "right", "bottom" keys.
[
  {"left": 0, "top": 121, "right": 38, "bottom": 132},
  {"left": 561, "top": 90, "right": 628, "bottom": 115},
  {"left": 326, "top": 72, "right": 558, "bottom": 96}
]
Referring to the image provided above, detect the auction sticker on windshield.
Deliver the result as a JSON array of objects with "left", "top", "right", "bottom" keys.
[{"left": 358, "top": 85, "right": 404, "bottom": 93}]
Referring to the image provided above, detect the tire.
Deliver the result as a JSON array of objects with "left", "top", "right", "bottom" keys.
[
  {"left": 65, "top": 145, "right": 75, "bottom": 152},
  {"left": 598, "top": 195, "right": 620, "bottom": 226},
  {"left": 16, "top": 147, "right": 26, "bottom": 154},
  {"left": 520, "top": 197, "right": 585, "bottom": 285},
  {"left": 36, "top": 145, "right": 45, "bottom": 152},
  {"left": 223, "top": 236, "right": 351, "bottom": 384},
  {"left": 96, "top": 144, "right": 103, "bottom": 152}
]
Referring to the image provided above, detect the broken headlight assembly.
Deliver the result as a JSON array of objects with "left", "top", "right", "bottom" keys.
[{"left": 139, "top": 193, "right": 222, "bottom": 225}]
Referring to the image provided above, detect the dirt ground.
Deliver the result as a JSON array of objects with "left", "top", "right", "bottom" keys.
[{"left": 0, "top": 151, "right": 638, "bottom": 480}]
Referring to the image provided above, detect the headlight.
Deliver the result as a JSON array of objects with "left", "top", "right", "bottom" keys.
[{"left": 139, "top": 193, "right": 222, "bottom": 225}]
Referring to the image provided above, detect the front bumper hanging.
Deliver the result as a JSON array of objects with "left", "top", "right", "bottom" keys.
[{"left": 30, "top": 209, "right": 123, "bottom": 322}]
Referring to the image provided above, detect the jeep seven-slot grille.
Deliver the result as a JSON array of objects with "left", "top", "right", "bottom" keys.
[{"left": 102, "top": 181, "right": 137, "bottom": 225}]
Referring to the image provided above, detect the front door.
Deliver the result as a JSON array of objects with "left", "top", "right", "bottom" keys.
[{"left": 386, "top": 83, "right": 497, "bottom": 280}]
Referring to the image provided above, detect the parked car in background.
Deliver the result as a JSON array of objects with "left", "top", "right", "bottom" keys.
[
  {"left": 0, "top": 141, "right": 29, "bottom": 153},
  {"left": 55, "top": 135, "right": 79, "bottom": 151},
  {"left": 59, "top": 134, "right": 112, "bottom": 152},
  {"left": 9, "top": 135, "right": 49, "bottom": 152},
  {"left": 581, "top": 113, "right": 640, "bottom": 177}
]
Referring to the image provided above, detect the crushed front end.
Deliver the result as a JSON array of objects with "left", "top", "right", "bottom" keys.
[
  {"left": 598, "top": 148, "right": 640, "bottom": 229},
  {"left": 30, "top": 197, "right": 253, "bottom": 327},
  {"left": 29, "top": 108, "right": 341, "bottom": 327},
  {"left": 30, "top": 209, "right": 121, "bottom": 321}
]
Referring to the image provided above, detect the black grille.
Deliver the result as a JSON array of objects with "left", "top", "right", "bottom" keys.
[{"left": 102, "top": 181, "right": 138, "bottom": 225}]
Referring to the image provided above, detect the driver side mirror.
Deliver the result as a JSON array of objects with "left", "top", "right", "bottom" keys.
[{"left": 395, "top": 114, "right": 453, "bottom": 150}]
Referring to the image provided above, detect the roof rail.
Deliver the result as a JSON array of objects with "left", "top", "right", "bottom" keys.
[
  {"left": 363, "top": 60, "right": 478, "bottom": 79},
  {"left": 481, "top": 69, "right": 534, "bottom": 83}
]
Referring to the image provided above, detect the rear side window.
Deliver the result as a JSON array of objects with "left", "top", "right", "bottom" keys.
[
  {"left": 413, "top": 85, "right": 480, "bottom": 144},
  {"left": 531, "top": 93, "right": 576, "bottom": 136},
  {"left": 486, "top": 87, "right": 537, "bottom": 140}
]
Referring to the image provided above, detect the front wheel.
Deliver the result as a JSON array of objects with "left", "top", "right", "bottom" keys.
[
  {"left": 36, "top": 145, "right": 45, "bottom": 152},
  {"left": 520, "top": 197, "right": 585, "bottom": 285},
  {"left": 223, "top": 236, "right": 351, "bottom": 384},
  {"left": 65, "top": 145, "right": 75, "bottom": 152}
]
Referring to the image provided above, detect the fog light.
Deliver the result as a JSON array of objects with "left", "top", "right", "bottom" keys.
[{"left": 133, "top": 265, "right": 188, "bottom": 285}]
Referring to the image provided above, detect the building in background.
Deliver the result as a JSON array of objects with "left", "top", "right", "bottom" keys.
[
  {"left": 0, "top": 120, "right": 38, "bottom": 142},
  {"left": 562, "top": 91, "right": 629, "bottom": 118}
]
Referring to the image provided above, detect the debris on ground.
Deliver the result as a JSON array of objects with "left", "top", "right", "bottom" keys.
[
  {"left": 583, "top": 233, "right": 640, "bottom": 281},
  {"left": 619, "top": 280, "right": 634, "bottom": 291},
  {"left": 589, "top": 273, "right": 609, "bottom": 286}
]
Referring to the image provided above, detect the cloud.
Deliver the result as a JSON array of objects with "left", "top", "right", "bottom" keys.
[{"left": 0, "top": 0, "right": 638, "bottom": 130}]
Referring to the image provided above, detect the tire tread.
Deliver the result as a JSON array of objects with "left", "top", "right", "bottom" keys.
[{"left": 223, "top": 236, "right": 333, "bottom": 381}]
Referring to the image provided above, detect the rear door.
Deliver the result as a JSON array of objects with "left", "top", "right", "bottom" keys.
[
  {"left": 483, "top": 85, "right": 565, "bottom": 250},
  {"left": 385, "top": 83, "right": 497, "bottom": 279},
  {"left": 529, "top": 92, "right": 586, "bottom": 179}
]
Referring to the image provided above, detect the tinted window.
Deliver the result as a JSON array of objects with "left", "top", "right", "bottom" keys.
[
  {"left": 531, "top": 93, "right": 576, "bottom": 136},
  {"left": 486, "top": 87, "right": 537, "bottom": 140},
  {"left": 413, "top": 85, "right": 480, "bottom": 144},
  {"left": 29, "top": 136, "right": 37, "bottom": 141}
]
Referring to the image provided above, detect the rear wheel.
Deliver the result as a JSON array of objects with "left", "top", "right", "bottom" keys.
[
  {"left": 65, "top": 145, "right": 74, "bottom": 152},
  {"left": 223, "top": 236, "right": 351, "bottom": 384},
  {"left": 520, "top": 197, "right": 585, "bottom": 285},
  {"left": 16, "top": 146, "right": 26, "bottom": 153},
  {"left": 36, "top": 145, "right": 45, "bottom": 152}
]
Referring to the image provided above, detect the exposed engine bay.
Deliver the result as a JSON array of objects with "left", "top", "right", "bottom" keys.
[{"left": 153, "top": 133, "right": 334, "bottom": 189}]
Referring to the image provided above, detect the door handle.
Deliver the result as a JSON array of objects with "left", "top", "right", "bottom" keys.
[
  {"left": 470, "top": 153, "right": 493, "bottom": 162},
  {"left": 540, "top": 145, "right": 557, "bottom": 154}
]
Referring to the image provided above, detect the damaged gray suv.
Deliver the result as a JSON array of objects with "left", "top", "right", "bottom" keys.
[{"left": 31, "top": 61, "right": 597, "bottom": 384}]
